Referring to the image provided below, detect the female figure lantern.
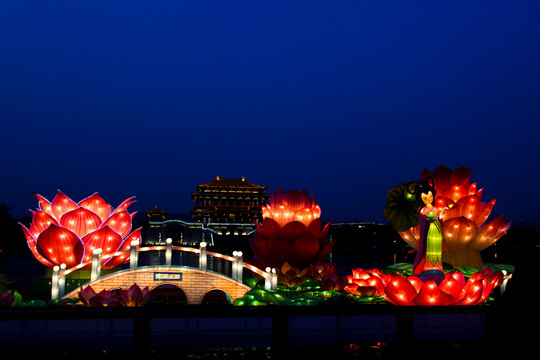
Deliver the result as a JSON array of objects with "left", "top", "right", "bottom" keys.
[{"left": 409, "top": 178, "right": 447, "bottom": 283}]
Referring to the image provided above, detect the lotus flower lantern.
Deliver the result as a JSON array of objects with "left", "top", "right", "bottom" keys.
[
  {"left": 378, "top": 268, "right": 503, "bottom": 305},
  {"left": 384, "top": 165, "right": 511, "bottom": 267},
  {"left": 249, "top": 189, "right": 335, "bottom": 286},
  {"left": 19, "top": 191, "right": 142, "bottom": 269}
]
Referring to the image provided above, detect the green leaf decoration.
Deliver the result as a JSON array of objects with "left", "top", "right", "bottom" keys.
[{"left": 383, "top": 183, "right": 421, "bottom": 231}]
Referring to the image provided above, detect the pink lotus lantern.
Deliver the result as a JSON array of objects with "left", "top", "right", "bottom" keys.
[
  {"left": 19, "top": 191, "right": 142, "bottom": 269},
  {"left": 311, "top": 262, "right": 347, "bottom": 291},
  {"left": 78, "top": 285, "right": 119, "bottom": 306},
  {"left": 119, "top": 284, "right": 152, "bottom": 307}
]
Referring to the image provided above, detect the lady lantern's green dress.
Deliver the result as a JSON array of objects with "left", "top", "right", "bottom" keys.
[{"left": 413, "top": 206, "right": 444, "bottom": 275}]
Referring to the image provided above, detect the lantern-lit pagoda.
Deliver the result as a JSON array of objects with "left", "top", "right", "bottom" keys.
[
  {"left": 190, "top": 176, "right": 270, "bottom": 224},
  {"left": 143, "top": 177, "right": 270, "bottom": 253}
]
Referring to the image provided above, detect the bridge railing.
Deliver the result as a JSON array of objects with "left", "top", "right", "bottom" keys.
[{"left": 51, "top": 240, "right": 276, "bottom": 300}]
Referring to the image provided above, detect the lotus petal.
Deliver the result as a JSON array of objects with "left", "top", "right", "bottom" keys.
[
  {"left": 291, "top": 233, "right": 321, "bottom": 268},
  {"left": 474, "top": 199, "right": 496, "bottom": 227},
  {"left": 110, "top": 196, "right": 136, "bottom": 216},
  {"left": 265, "top": 204, "right": 295, "bottom": 227},
  {"left": 89, "top": 290, "right": 120, "bottom": 307},
  {"left": 60, "top": 207, "right": 102, "bottom": 238},
  {"left": 322, "top": 274, "right": 346, "bottom": 291},
  {"left": 34, "top": 194, "right": 54, "bottom": 217},
  {"left": 257, "top": 218, "right": 283, "bottom": 239},
  {"left": 318, "top": 221, "right": 332, "bottom": 240},
  {"left": 473, "top": 216, "right": 509, "bottom": 250},
  {"left": 103, "top": 228, "right": 142, "bottom": 269},
  {"left": 278, "top": 221, "right": 307, "bottom": 242},
  {"left": 278, "top": 262, "right": 311, "bottom": 287},
  {"left": 265, "top": 238, "right": 294, "bottom": 266},
  {"left": 32, "top": 210, "right": 59, "bottom": 234},
  {"left": 36, "top": 224, "right": 83, "bottom": 268},
  {"left": 101, "top": 210, "right": 132, "bottom": 239},
  {"left": 250, "top": 235, "right": 272, "bottom": 264},
  {"left": 454, "top": 280, "right": 484, "bottom": 305},
  {"left": 431, "top": 165, "right": 452, "bottom": 193},
  {"left": 79, "top": 285, "right": 98, "bottom": 305},
  {"left": 468, "top": 183, "right": 479, "bottom": 196},
  {"left": 398, "top": 226, "right": 420, "bottom": 248},
  {"left": 413, "top": 279, "right": 453, "bottom": 305},
  {"left": 315, "top": 239, "right": 336, "bottom": 264},
  {"left": 345, "top": 282, "right": 377, "bottom": 297},
  {"left": 405, "top": 276, "right": 424, "bottom": 292},
  {"left": 78, "top": 193, "right": 112, "bottom": 221},
  {"left": 438, "top": 274, "right": 464, "bottom": 298},
  {"left": 0, "top": 291, "right": 16, "bottom": 307},
  {"left": 282, "top": 189, "right": 311, "bottom": 211},
  {"left": 51, "top": 191, "right": 78, "bottom": 220},
  {"left": 119, "top": 284, "right": 148, "bottom": 306},
  {"left": 311, "top": 262, "right": 336, "bottom": 280},
  {"left": 453, "top": 195, "right": 483, "bottom": 221},
  {"left": 80, "top": 226, "right": 123, "bottom": 263},
  {"left": 450, "top": 166, "right": 471, "bottom": 187},
  {"left": 442, "top": 217, "right": 479, "bottom": 251},
  {"left": 293, "top": 206, "right": 320, "bottom": 225},
  {"left": 20, "top": 224, "right": 54, "bottom": 267},
  {"left": 447, "top": 184, "right": 468, "bottom": 202},
  {"left": 383, "top": 274, "right": 418, "bottom": 306}
]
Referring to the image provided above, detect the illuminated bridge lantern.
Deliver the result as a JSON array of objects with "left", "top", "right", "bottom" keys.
[{"left": 19, "top": 191, "right": 142, "bottom": 269}]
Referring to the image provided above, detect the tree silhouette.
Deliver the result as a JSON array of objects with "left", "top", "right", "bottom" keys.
[{"left": 0, "top": 204, "right": 29, "bottom": 254}]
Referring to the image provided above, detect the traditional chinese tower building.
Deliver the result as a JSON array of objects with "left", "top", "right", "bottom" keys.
[{"left": 190, "top": 176, "right": 270, "bottom": 224}]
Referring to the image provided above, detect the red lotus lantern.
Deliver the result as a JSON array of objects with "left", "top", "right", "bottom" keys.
[
  {"left": 378, "top": 268, "right": 503, "bottom": 306},
  {"left": 344, "top": 268, "right": 386, "bottom": 297},
  {"left": 249, "top": 189, "right": 335, "bottom": 286},
  {"left": 19, "top": 191, "right": 142, "bottom": 269}
]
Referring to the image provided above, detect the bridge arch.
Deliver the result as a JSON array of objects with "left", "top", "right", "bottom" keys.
[
  {"left": 149, "top": 283, "right": 189, "bottom": 305},
  {"left": 63, "top": 266, "right": 251, "bottom": 304},
  {"left": 200, "top": 288, "right": 232, "bottom": 304}
]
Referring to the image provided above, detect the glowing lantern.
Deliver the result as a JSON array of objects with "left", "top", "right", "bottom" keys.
[
  {"left": 118, "top": 284, "right": 152, "bottom": 307},
  {"left": 249, "top": 189, "right": 335, "bottom": 286},
  {"left": 19, "top": 191, "right": 142, "bottom": 269},
  {"left": 378, "top": 268, "right": 503, "bottom": 306},
  {"left": 310, "top": 262, "right": 346, "bottom": 290},
  {"left": 78, "top": 285, "right": 120, "bottom": 306},
  {"left": 386, "top": 165, "right": 511, "bottom": 267},
  {"left": 344, "top": 268, "right": 386, "bottom": 297}
]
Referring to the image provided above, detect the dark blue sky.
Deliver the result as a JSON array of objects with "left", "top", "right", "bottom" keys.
[{"left": 1, "top": 1, "right": 539, "bottom": 224}]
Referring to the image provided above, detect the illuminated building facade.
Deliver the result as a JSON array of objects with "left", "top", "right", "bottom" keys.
[
  {"left": 142, "top": 177, "right": 270, "bottom": 254},
  {"left": 190, "top": 177, "right": 270, "bottom": 224}
]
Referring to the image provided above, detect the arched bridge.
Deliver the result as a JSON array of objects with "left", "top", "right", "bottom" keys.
[{"left": 53, "top": 242, "right": 277, "bottom": 304}]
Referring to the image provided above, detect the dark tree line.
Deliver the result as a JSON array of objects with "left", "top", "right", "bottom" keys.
[{"left": 0, "top": 204, "right": 31, "bottom": 254}]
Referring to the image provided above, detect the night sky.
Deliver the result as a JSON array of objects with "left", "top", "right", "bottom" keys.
[{"left": 1, "top": 1, "right": 539, "bottom": 224}]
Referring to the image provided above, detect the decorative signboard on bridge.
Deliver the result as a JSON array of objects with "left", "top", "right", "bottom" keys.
[{"left": 153, "top": 272, "right": 183, "bottom": 281}]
